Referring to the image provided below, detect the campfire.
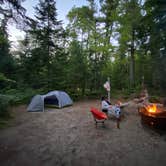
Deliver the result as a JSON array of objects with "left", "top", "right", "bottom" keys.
[
  {"left": 138, "top": 103, "right": 166, "bottom": 129},
  {"left": 145, "top": 104, "right": 157, "bottom": 113}
]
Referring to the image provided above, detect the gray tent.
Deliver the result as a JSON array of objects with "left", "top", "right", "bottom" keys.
[{"left": 27, "top": 91, "right": 73, "bottom": 112}]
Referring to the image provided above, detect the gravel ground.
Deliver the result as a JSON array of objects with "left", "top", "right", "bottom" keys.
[{"left": 0, "top": 99, "right": 166, "bottom": 166}]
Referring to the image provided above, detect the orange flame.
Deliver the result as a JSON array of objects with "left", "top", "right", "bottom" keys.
[{"left": 146, "top": 104, "right": 157, "bottom": 113}]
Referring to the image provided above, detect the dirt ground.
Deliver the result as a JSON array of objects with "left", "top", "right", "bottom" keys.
[{"left": 0, "top": 99, "right": 166, "bottom": 166}]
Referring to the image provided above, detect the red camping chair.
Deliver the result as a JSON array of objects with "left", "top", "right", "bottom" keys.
[{"left": 90, "top": 107, "right": 108, "bottom": 127}]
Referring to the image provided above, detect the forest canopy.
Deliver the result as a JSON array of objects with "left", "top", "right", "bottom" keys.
[{"left": 0, "top": 0, "right": 166, "bottom": 106}]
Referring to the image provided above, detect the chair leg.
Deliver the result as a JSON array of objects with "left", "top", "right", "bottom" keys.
[
  {"left": 102, "top": 121, "right": 105, "bottom": 127},
  {"left": 95, "top": 121, "right": 97, "bottom": 127},
  {"left": 94, "top": 119, "right": 97, "bottom": 127},
  {"left": 94, "top": 119, "right": 106, "bottom": 128}
]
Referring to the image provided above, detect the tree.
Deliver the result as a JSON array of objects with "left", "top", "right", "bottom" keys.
[
  {"left": 0, "top": 24, "right": 16, "bottom": 84},
  {"left": 0, "top": 0, "right": 26, "bottom": 29},
  {"left": 67, "top": 40, "right": 88, "bottom": 95},
  {"left": 141, "top": 0, "right": 166, "bottom": 92},
  {"left": 100, "top": 0, "right": 118, "bottom": 47},
  {"left": 19, "top": 0, "right": 66, "bottom": 90},
  {"left": 67, "top": 2, "right": 108, "bottom": 91},
  {"left": 117, "top": 0, "right": 143, "bottom": 89}
]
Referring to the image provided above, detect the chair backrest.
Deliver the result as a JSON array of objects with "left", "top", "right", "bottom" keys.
[{"left": 90, "top": 107, "right": 108, "bottom": 120}]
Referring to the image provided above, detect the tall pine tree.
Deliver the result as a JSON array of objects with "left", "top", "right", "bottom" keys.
[{"left": 20, "top": 0, "right": 66, "bottom": 90}]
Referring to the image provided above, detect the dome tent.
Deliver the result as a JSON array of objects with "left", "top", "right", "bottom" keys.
[{"left": 27, "top": 91, "right": 73, "bottom": 112}]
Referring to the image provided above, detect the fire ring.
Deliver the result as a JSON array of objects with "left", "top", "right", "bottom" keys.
[{"left": 138, "top": 104, "right": 166, "bottom": 129}]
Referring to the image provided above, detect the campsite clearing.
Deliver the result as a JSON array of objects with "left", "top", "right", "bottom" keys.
[{"left": 0, "top": 99, "right": 166, "bottom": 166}]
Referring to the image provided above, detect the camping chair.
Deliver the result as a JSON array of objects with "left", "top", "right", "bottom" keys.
[{"left": 90, "top": 107, "right": 108, "bottom": 127}]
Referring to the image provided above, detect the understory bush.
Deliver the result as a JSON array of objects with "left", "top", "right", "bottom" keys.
[
  {"left": 4, "top": 88, "right": 44, "bottom": 104},
  {"left": 0, "top": 95, "right": 11, "bottom": 118}
]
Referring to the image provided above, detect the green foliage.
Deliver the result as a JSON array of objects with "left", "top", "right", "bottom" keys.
[
  {"left": 110, "top": 58, "right": 129, "bottom": 90},
  {"left": 0, "top": 95, "right": 11, "bottom": 118},
  {"left": 69, "top": 89, "right": 103, "bottom": 101},
  {"left": 17, "top": 0, "right": 66, "bottom": 91},
  {"left": 67, "top": 40, "right": 88, "bottom": 94},
  {"left": 141, "top": 0, "right": 166, "bottom": 92},
  {"left": 0, "top": 0, "right": 165, "bottom": 110},
  {"left": 4, "top": 88, "right": 44, "bottom": 104},
  {"left": 0, "top": 73, "right": 16, "bottom": 89},
  {"left": 0, "top": 27, "right": 16, "bottom": 77},
  {"left": 149, "top": 96, "right": 161, "bottom": 103},
  {"left": 67, "top": 6, "right": 94, "bottom": 33},
  {"left": 117, "top": 0, "right": 143, "bottom": 88}
]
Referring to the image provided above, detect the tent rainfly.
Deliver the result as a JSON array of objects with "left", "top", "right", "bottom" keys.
[{"left": 27, "top": 91, "right": 73, "bottom": 112}]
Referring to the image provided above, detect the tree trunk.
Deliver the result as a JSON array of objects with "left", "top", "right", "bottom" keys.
[{"left": 129, "top": 29, "right": 135, "bottom": 89}]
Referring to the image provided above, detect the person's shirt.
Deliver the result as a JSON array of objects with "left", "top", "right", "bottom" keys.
[
  {"left": 102, "top": 100, "right": 111, "bottom": 110},
  {"left": 106, "top": 100, "right": 111, "bottom": 105}
]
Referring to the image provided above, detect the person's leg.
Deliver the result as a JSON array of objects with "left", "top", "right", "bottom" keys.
[
  {"left": 117, "top": 117, "right": 120, "bottom": 128},
  {"left": 115, "top": 107, "right": 121, "bottom": 128}
]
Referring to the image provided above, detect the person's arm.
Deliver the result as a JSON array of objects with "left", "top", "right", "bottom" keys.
[{"left": 106, "top": 100, "right": 111, "bottom": 105}]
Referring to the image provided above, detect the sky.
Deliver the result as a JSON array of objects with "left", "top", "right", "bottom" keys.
[{"left": 8, "top": 0, "right": 88, "bottom": 47}]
